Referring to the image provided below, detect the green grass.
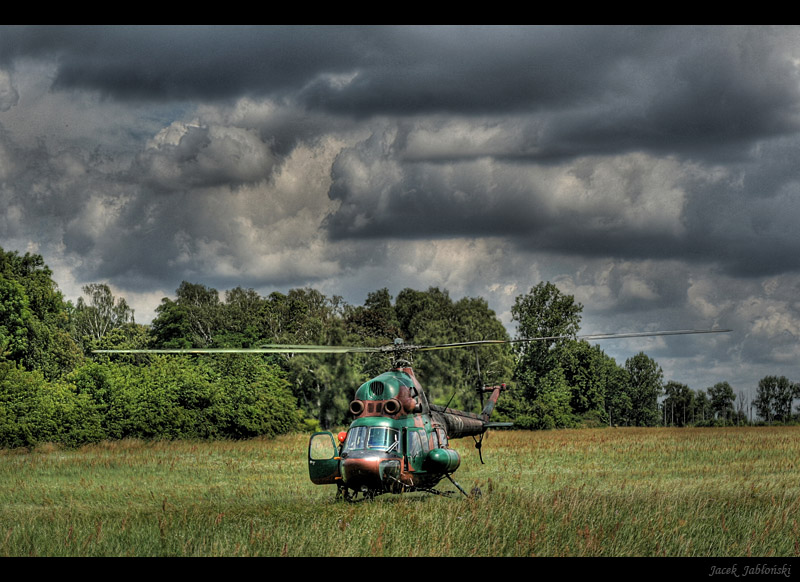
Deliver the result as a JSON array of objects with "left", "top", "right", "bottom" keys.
[{"left": 1, "top": 426, "right": 799, "bottom": 556}]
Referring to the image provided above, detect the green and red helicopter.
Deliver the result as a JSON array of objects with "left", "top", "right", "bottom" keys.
[{"left": 96, "top": 328, "right": 729, "bottom": 502}]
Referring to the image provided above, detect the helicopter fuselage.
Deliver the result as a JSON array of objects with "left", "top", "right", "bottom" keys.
[{"left": 308, "top": 366, "right": 505, "bottom": 499}]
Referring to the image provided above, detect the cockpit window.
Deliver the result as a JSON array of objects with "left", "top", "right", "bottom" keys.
[{"left": 344, "top": 426, "right": 400, "bottom": 453}]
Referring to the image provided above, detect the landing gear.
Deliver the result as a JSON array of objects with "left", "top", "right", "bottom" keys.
[
  {"left": 335, "top": 475, "right": 479, "bottom": 501},
  {"left": 445, "top": 474, "right": 470, "bottom": 497},
  {"left": 337, "top": 484, "right": 382, "bottom": 502}
]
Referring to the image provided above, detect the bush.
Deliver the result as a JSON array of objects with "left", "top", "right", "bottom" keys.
[
  {"left": 211, "top": 355, "right": 304, "bottom": 438},
  {"left": 578, "top": 409, "right": 609, "bottom": 428},
  {"left": 0, "top": 356, "right": 304, "bottom": 448},
  {"left": 0, "top": 362, "right": 104, "bottom": 448}
]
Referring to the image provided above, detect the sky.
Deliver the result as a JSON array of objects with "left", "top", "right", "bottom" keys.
[{"left": 1, "top": 25, "right": 798, "bottom": 407}]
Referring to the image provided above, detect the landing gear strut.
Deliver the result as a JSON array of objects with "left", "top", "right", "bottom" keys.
[{"left": 446, "top": 474, "right": 469, "bottom": 497}]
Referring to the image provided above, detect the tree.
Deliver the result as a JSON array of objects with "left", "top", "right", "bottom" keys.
[
  {"left": 394, "top": 287, "right": 461, "bottom": 405},
  {"left": 393, "top": 287, "right": 513, "bottom": 410},
  {"left": 511, "top": 282, "right": 583, "bottom": 382},
  {"left": 754, "top": 376, "right": 798, "bottom": 423},
  {"left": 692, "top": 389, "right": 711, "bottom": 423},
  {"left": 0, "top": 275, "right": 32, "bottom": 360},
  {"left": 708, "top": 381, "right": 736, "bottom": 423},
  {"left": 0, "top": 249, "right": 65, "bottom": 323},
  {"left": 663, "top": 381, "right": 694, "bottom": 426},
  {"left": 345, "top": 287, "right": 401, "bottom": 344},
  {"left": 605, "top": 365, "right": 632, "bottom": 426},
  {"left": 215, "top": 287, "right": 269, "bottom": 347},
  {"left": 72, "top": 284, "right": 135, "bottom": 348},
  {"left": 150, "top": 281, "right": 222, "bottom": 348},
  {"left": 560, "top": 340, "right": 621, "bottom": 425},
  {"left": 452, "top": 296, "right": 514, "bottom": 410},
  {"left": 625, "top": 352, "right": 663, "bottom": 426},
  {"left": 267, "top": 288, "right": 353, "bottom": 427},
  {"left": 736, "top": 390, "right": 750, "bottom": 425},
  {"left": 0, "top": 361, "right": 104, "bottom": 448},
  {"left": 264, "top": 288, "right": 343, "bottom": 346},
  {"left": 510, "top": 282, "right": 584, "bottom": 428},
  {"left": 515, "top": 366, "right": 575, "bottom": 430},
  {"left": 0, "top": 247, "right": 82, "bottom": 379},
  {"left": 210, "top": 355, "right": 303, "bottom": 438}
]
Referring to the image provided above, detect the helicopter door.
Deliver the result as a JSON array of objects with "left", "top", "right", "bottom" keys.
[
  {"left": 405, "top": 428, "right": 429, "bottom": 473},
  {"left": 308, "top": 432, "right": 341, "bottom": 485}
]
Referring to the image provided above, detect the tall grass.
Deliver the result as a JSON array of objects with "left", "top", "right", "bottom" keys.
[{"left": 1, "top": 426, "right": 798, "bottom": 556}]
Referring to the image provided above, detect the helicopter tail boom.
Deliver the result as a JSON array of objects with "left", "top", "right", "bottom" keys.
[
  {"left": 428, "top": 385, "right": 508, "bottom": 440},
  {"left": 430, "top": 405, "right": 487, "bottom": 439}
]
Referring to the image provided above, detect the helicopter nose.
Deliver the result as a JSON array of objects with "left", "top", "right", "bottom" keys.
[
  {"left": 341, "top": 456, "right": 383, "bottom": 489},
  {"left": 341, "top": 455, "right": 402, "bottom": 492}
]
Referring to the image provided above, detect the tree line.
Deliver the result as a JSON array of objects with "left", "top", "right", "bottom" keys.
[{"left": 1, "top": 246, "right": 797, "bottom": 448}]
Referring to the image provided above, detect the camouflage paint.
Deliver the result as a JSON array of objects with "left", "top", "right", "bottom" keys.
[{"left": 308, "top": 366, "right": 507, "bottom": 499}]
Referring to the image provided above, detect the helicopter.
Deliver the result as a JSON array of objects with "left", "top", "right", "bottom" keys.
[
  {"left": 304, "top": 338, "right": 512, "bottom": 501},
  {"left": 96, "top": 328, "right": 730, "bottom": 502}
]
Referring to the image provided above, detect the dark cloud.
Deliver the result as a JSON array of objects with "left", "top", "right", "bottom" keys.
[
  {"left": 2, "top": 25, "right": 800, "bottom": 395},
  {"left": 3, "top": 26, "right": 795, "bottom": 154},
  {"left": 0, "top": 25, "right": 367, "bottom": 102}
]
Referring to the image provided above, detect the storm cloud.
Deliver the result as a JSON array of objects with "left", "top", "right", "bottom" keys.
[{"left": 1, "top": 25, "right": 799, "bottom": 400}]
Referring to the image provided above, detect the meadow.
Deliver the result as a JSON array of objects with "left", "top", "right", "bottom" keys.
[{"left": 1, "top": 426, "right": 799, "bottom": 557}]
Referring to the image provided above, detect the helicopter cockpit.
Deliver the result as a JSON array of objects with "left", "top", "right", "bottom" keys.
[{"left": 342, "top": 426, "right": 401, "bottom": 455}]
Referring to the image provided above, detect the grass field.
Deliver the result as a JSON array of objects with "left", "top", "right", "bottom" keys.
[{"left": 1, "top": 426, "right": 799, "bottom": 557}]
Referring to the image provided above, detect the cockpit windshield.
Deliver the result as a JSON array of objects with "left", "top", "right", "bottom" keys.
[{"left": 343, "top": 426, "right": 400, "bottom": 454}]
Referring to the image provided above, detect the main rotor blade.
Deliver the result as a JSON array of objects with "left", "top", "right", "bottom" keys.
[
  {"left": 93, "top": 345, "right": 381, "bottom": 354},
  {"left": 93, "top": 329, "right": 730, "bottom": 355},
  {"left": 415, "top": 339, "right": 509, "bottom": 351},
  {"left": 573, "top": 329, "right": 732, "bottom": 342},
  {"left": 413, "top": 328, "right": 731, "bottom": 351}
]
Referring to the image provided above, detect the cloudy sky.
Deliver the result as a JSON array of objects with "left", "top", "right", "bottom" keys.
[{"left": 1, "top": 25, "right": 798, "bottom": 404}]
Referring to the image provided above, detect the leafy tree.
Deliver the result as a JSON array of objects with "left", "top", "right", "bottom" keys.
[
  {"left": 0, "top": 248, "right": 82, "bottom": 379},
  {"left": 263, "top": 288, "right": 355, "bottom": 427},
  {"left": 0, "top": 250, "right": 65, "bottom": 322},
  {"left": 510, "top": 282, "right": 583, "bottom": 428},
  {"left": 393, "top": 288, "right": 513, "bottom": 411},
  {"left": 394, "top": 287, "right": 462, "bottom": 404},
  {"left": 150, "top": 281, "right": 222, "bottom": 348},
  {"left": 754, "top": 376, "right": 798, "bottom": 423},
  {"left": 67, "top": 361, "right": 119, "bottom": 434},
  {"left": 209, "top": 355, "right": 303, "bottom": 438},
  {"left": 395, "top": 287, "right": 455, "bottom": 341},
  {"left": 24, "top": 318, "right": 84, "bottom": 381},
  {"left": 66, "top": 355, "right": 302, "bottom": 442},
  {"left": 663, "top": 381, "right": 694, "bottom": 426},
  {"left": 560, "top": 340, "right": 617, "bottom": 422},
  {"left": 264, "top": 288, "right": 343, "bottom": 346},
  {"left": 215, "top": 286, "right": 268, "bottom": 347},
  {"left": 625, "top": 352, "right": 663, "bottom": 426},
  {"left": 451, "top": 296, "right": 514, "bottom": 412},
  {"left": 148, "top": 283, "right": 355, "bottom": 429},
  {"left": 708, "top": 381, "right": 736, "bottom": 423},
  {"left": 516, "top": 366, "right": 575, "bottom": 430},
  {"left": 72, "top": 283, "right": 135, "bottom": 349},
  {"left": 345, "top": 287, "right": 401, "bottom": 344},
  {"left": 0, "top": 275, "right": 32, "bottom": 360},
  {"left": 692, "top": 389, "right": 711, "bottom": 423},
  {"left": 511, "top": 282, "right": 583, "bottom": 383},
  {"left": 605, "top": 365, "right": 633, "bottom": 426}
]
